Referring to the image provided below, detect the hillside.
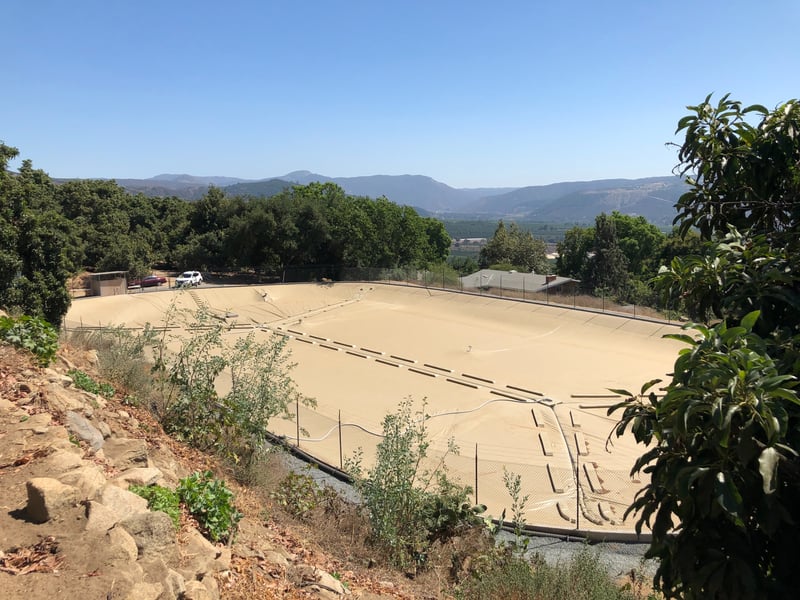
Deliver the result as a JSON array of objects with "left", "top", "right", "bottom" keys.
[
  {"left": 463, "top": 177, "right": 686, "bottom": 226},
  {"left": 0, "top": 342, "right": 415, "bottom": 599},
  {"left": 111, "top": 172, "right": 683, "bottom": 224}
]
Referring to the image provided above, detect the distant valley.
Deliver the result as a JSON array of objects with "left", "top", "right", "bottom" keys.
[{"left": 110, "top": 171, "right": 686, "bottom": 226}]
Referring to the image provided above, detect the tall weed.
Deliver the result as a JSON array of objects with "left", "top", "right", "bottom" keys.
[{"left": 346, "top": 398, "right": 483, "bottom": 571}]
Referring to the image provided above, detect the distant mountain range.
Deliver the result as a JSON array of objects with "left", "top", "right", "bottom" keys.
[{"left": 111, "top": 171, "right": 687, "bottom": 226}]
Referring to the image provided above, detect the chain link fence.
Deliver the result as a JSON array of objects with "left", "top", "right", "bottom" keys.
[
  {"left": 280, "top": 265, "right": 681, "bottom": 323},
  {"left": 268, "top": 399, "right": 646, "bottom": 536}
]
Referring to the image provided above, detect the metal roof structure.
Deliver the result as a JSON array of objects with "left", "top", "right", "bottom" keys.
[{"left": 460, "top": 269, "right": 578, "bottom": 293}]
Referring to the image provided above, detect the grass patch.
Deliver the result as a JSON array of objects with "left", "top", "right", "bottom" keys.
[{"left": 456, "top": 545, "right": 643, "bottom": 600}]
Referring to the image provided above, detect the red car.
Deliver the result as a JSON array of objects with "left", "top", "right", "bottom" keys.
[{"left": 129, "top": 274, "right": 167, "bottom": 288}]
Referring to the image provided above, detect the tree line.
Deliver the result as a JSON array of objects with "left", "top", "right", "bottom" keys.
[
  {"left": 0, "top": 147, "right": 449, "bottom": 325},
  {"left": 555, "top": 211, "right": 702, "bottom": 305}
]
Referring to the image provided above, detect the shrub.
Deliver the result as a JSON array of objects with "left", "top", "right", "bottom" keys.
[
  {"left": 502, "top": 467, "right": 530, "bottom": 555},
  {"left": 0, "top": 314, "right": 58, "bottom": 365},
  {"left": 130, "top": 484, "right": 181, "bottom": 529},
  {"left": 69, "top": 324, "right": 158, "bottom": 403},
  {"left": 456, "top": 546, "right": 635, "bottom": 600},
  {"left": 346, "top": 398, "right": 483, "bottom": 571},
  {"left": 177, "top": 471, "right": 242, "bottom": 543},
  {"left": 153, "top": 305, "right": 313, "bottom": 464},
  {"left": 270, "top": 471, "right": 321, "bottom": 520}
]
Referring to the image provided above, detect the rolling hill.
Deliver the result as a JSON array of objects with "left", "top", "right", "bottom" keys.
[{"left": 111, "top": 172, "right": 686, "bottom": 225}]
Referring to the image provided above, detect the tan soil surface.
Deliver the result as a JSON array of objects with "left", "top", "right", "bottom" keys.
[{"left": 65, "top": 282, "right": 682, "bottom": 533}]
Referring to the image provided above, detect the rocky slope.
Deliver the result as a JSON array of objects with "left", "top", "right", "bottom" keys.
[{"left": 0, "top": 343, "right": 412, "bottom": 600}]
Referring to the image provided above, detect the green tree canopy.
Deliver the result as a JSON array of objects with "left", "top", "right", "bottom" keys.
[
  {"left": 583, "top": 213, "right": 630, "bottom": 296},
  {"left": 0, "top": 144, "right": 77, "bottom": 326},
  {"left": 555, "top": 225, "right": 593, "bottom": 280},
  {"left": 608, "top": 211, "right": 665, "bottom": 278},
  {"left": 478, "top": 221, "right": 548, "bottom": 273},
  {"left": 611, "top": 96, "right": 800, "bottom": 599}
]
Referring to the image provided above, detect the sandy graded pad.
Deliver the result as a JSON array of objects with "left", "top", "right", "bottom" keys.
[{"left": 66, "top": 282, "right": 682, "bottom": 531}]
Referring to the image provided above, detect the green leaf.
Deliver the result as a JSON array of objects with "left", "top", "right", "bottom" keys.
[
  {"left": 714, "top": 472, "right": 743, "bottom": 521},
  {"left": 742, "top": 104, "right": 768, "bottom": 115},
  {"left": 640, "top": 379, "right": 663, "bottom": 395},
  {"left": 739, "top": 310, "right": 760, "bottom": 332},
  {"left": 663, "top": 333, "right": 698, "bottom": 346},
  {"left": 758, "top": 447, "right": 780, "bottom": 494},
  {"left": 770, "top": 389, "right": 800, "bottom": 406}
]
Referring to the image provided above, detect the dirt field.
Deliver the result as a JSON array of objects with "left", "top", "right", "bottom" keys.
[{"left": 65, "top": 282, "right": 682, "bottom": 534}]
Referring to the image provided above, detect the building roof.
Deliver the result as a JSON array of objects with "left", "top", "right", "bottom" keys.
[
  {"left": 459, "top": 269, "right": 578, "bottom": 293},
  {"left": 88, "top": 271, "right": 127, "bottom": 278}
]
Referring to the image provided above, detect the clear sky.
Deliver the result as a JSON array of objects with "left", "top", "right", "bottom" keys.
[{"left": 3, "top": 1, "right": 798, "bottom": 188}]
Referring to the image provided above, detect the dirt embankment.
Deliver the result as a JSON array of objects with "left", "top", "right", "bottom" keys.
[{"left": 0, "top": 343, "right": 414, "bottom": 600}]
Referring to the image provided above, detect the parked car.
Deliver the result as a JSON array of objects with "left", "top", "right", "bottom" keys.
[
  {"left": 175, "top": 271, "right": 203, "bottom": 287},
  {"left": 129, "top": 274, "right": 167, "bottom": 288}
]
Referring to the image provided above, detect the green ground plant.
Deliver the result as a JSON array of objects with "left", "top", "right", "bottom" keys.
[
  {"left": 67, "top": 368, "right": 115, "bottom": 398},
  {"left": 177, "top": 470, "right": 242, "bottom": 543},
  {"left": 0, "top": 314, "right": 58, "bottom": 365},
  {"left": 502, "top": 467, "right": 531, "bottom": 555},
  {"left": 130, "top": 484, "right": 181, "bottom": 529}
]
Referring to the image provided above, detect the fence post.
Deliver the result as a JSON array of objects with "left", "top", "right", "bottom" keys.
[
  {"left": 576, "top": 438, "right": 580, "bottom": 530},
  {"left": 338, "top": 410, "right": 343, "bottom": 469},
  {"left": 296, "top": 396, "right": 300, "bottom": 448},
  {"left": 474, "top": 443, "right": 479, "bottom": 505}
]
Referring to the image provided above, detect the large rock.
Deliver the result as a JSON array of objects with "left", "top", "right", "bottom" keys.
[
  {"left": 165, "top": 568, "right": 187, "bottom": 600},
  {"left": 65, "top": 410, "right": 105, "bottom": 450},
  {"left": 45, "top": 368, "right": 73, "bottom": 387},
  {"left": 15, "top": 412, "right": 53, "bottom": 435},
  {"left": 85, "top": 500, "right": 121, "bottom": 532},
  {"left": 106, "top": 525, "right": 139, "bottom": 562},
  {"left": 78, "top": 389, "right": 106, "bottom": 410},
  {"left": 183, "top": 580, "right": 213, "bottom": 600},
  {"left": 200, "top": 574, "right": 220, "bottom": 599},
  {"left": 44, "top": 448, "right": 84, "bottom": 471},
  {"left": 120, "top": 510, "right": 177, "bottom": 560},
  {"left": 179, "top": 527, "right": 220, "bottom": 580},
  {"left": 59, "top": 464, "right": 107, "bottom": 499},
  {"left": 25, "top": 477, "right": 79, "bottom": 523},
  {"left": 113, "top": 467, "right": 164, "bottom": 488},
  {"left": 134, "top": 557, "right": 186, "bottom": 600},
  {"left": 97, "top": 420, "right": 112, "bottom": 439},
  {"left": 124, "top": 581, "right": 163, "bottom": 600},
  {"left": 103, "top": 437, "right": 148, "bottom": 469},
  {"left": 46, "top": 383, "right": 86, "bottom": 413},
  {"left": 290, "top": 564, "right": 347, "bottom": 599},
  {"left": 97, "top": 483, "right": 149, "bottom": 520}
]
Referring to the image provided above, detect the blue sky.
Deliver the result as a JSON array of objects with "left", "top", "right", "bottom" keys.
[{"left": 4, "top": 1, "right": 798, "bottom": 188}]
